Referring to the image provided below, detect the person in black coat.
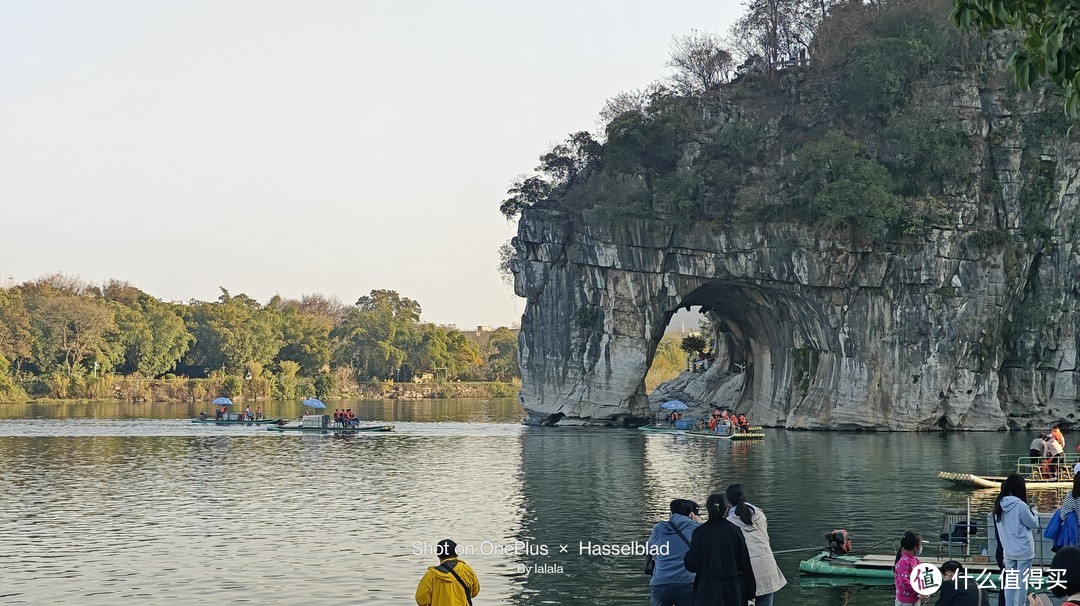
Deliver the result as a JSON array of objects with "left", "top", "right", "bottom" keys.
[
  {"left": 996, "top": 488, "right": 1006, "bottom": 606},
  {"left": 683, "top": 492, "right": 756, "bottom": 605},
  {"left": 935, "top": 561, "right": 990, "bottom": 606}
]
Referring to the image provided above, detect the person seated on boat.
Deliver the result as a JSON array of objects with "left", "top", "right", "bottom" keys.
[
  {"left": 695, "top": 419, "right": 706, "bottom": 431},
  {"left": 738, "top": 415, "right": 750, "bottom": 430},
  {"left": 332, "top": 409, "right": 341, "bottom": 426},
  {"left": 708, "top": 416, "right": 718, "bottom": 432},
  {"left": 245, "top": 406, "right": 253, "bottom": 420},
  {"left": 255, "top": 407, "right": 262, "bottom": 420},
  {"left": 935, "top": 561, "right": 989, "bottom": 606},
  {"left": 215, "top": 407, "right": 224, "bottom": 421},
  {"left": 346, "top": 409, "right": 358, "bottom": 428},
  {"left": 199, "top": 411, "right": 207, "bottom": 420}
]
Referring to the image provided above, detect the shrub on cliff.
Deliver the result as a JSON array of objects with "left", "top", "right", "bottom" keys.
[
  {"left": 878, "top": 109, "right": 974, "bottom": 194},
  {"left": 500, "top": 132, "right": 602, "bottom": 219},
  {"left": 832, "top": 3, "right": 954, "bottom": 118},
  {"left": 790, "top": 130, "right": 902, "bottom": 232}
]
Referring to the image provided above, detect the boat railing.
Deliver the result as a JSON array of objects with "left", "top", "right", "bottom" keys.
[
  {"left": 936, "top": 498, "right": 1059, "bottom": 567},
  {"left": 934, "top": 501, "right": 986, "bottom": 561},
  {"left": 1015, "top": 459, "right": 1074, "bottom": 481},
  {"left": 983, "top": 453, "right": 1080, "bottom": 475}
]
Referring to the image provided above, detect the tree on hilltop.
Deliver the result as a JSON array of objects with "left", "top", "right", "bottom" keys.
[{"left": 668, "top": 30, "right": 734, "bottom": 92}]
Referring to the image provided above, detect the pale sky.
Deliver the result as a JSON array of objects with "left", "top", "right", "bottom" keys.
[{"left": 0, "top": 0, "right": 742, "bottom": 329}]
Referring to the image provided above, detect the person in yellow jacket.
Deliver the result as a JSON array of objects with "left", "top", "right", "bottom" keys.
[{"left": 415, "top": 539, "right": 480, "bottom": 606}]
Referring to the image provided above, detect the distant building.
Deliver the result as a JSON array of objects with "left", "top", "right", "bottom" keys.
[{"left": 476, "top": 326, "right": 494, "bottom": 332}]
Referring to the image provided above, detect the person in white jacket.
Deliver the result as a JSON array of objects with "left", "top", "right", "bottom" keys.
[
  {"left": 725, "top": 484, "right": 786, "bottom": 606},
  {"left": 994, "top": 473, "right": 1039, "bottom": 606}
]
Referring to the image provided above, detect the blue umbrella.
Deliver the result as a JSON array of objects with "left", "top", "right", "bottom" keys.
[
  {"left": 211, "top": 397, "right": 233, "bottom": 406},
  {"left": 661, "top": 400, "right": 689, "bottom": 411},
  {"left": 302, "top": 398, "right": 326, "bottom": 410}
]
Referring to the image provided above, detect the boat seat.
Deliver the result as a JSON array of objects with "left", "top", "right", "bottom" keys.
[{"left": 938, "top": 509, "right": 976, "bottom": 558}]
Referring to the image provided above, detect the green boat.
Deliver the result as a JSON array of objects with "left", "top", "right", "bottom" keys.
[
  {"left": 192, "top": 417, "right": 283, "bottom": 426},
  {"left": 267, "top": 424, "right": 395, "bottom": 434},
  {"left": 799, "top": 551, "right": 1010, "bottom": 580},
  {"left": 799, "top": 552, "right": 895, "bottom": 579}
]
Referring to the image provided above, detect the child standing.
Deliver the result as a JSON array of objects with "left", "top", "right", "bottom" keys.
[{"left": 894, "top": 530, "right": 922, "bottom": 606}]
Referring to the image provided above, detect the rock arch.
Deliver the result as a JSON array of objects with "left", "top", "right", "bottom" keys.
[
  {"left": 650, "top": 281, "right": 839, "bottom": 426},
  {"left": 512, "top": 209, "right": 1018, "bottom": 430}
]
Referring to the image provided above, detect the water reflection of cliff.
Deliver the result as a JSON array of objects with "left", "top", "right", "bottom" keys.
[{"left": 512, "top": 428, "right": 650, "bottom": 605}]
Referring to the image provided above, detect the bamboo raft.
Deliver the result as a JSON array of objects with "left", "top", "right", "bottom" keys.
[
  {"left": 191, "top": 417, "right": 283, "bottom": 426},
  {"left": 938, "top": 471, "right": 1074, "bottom": 490},
  {"left": 266, "top": 424, "right": 395, "bottom": 434},
  {"left": 637, "top": 426, "right": 765, "bottom": 440}
]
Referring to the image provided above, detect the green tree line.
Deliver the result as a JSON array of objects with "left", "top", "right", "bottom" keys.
[{"left": 0, "top": 275, "right": 518, "bottom": 401}]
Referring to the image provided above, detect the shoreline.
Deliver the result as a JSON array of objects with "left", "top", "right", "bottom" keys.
[{"left": 0, "top": 380, "right": 521, "bottom": 405}]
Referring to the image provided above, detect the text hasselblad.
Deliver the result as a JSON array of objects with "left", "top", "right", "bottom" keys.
[{"left": 411, "top": 541, "right": 669, "bottom": 557}]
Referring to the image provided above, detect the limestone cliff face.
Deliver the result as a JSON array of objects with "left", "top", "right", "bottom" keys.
[{"left": 511, "top": 39, "right": 1080, "bottom": 430}]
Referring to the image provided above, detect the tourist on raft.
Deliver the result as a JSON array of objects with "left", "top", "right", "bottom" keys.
[
  {"left": 683, "top": 493, "right": 755, "bottom": 605},
  {"left": 894, "top": 530, "right": 922, "bottom": 606},
  {"left": 994, "top": 473, "right": 1039, "bottom": 606},
  {"left": 724, "top": 484, "right": 785, "bottom": 606},
  {"left": 645, "top": 498, "right": 703, "bottom": 606},
  {"left": 1045, "top": 434, "right": 1066, "bottom": 478},
  {"left": 1029, "top": 433, "right": 1047, "bottom": 466}
]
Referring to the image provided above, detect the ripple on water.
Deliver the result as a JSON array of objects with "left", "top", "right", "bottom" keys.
[{"left": 0, "top": 416, "right": 1057, "bottom": 605}]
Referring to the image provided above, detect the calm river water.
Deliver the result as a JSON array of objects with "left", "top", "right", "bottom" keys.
[{"left": 0, "top": 399, "right": 1067, "bottom": 605}]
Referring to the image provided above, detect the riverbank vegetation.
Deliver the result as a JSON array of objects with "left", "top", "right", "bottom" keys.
[
  {"left": 644, "top": 334, "right": 688, "bottom": 391},
  {"left": 0, "top": 275, "right": 518, "bottom": 402},
  {"left": 498, "top": 0, "right": 1070, "bottom": 238}
]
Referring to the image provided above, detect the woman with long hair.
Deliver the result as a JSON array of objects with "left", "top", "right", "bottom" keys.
[
  {"left": 894, "top": 530, "right": 922, "bottom": 606},
  {"left": 724, "top": 484, "right": 785, "bottom": 606},
  {"left": 683, "top": 493, "right": 756, "bottom": 605},
  {"left": 994, "top": 473, "right": 1039, "bottom": 606}
]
